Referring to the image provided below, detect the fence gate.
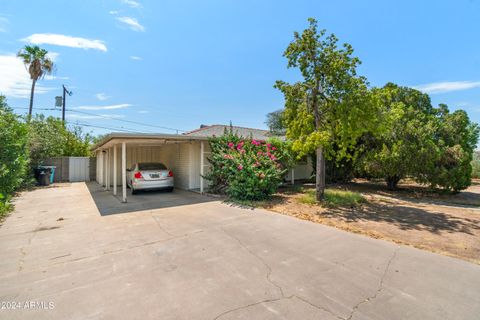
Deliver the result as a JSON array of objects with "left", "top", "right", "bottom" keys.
[{"left": 68, "top": 157, "right": 90, "bottom": 182}]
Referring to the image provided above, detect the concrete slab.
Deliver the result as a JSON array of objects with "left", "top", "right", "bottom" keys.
[{"left": 0, "top": 182, "right": 479, "bottom": 319}]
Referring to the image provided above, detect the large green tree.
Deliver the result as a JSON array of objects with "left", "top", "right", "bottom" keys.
[
  {"left": 275, "top": 18, "right": 373, "bottom": 200},
  {"left": 265, "top": 109, "right": 286, "bottom": 135},
  {"left": 17, "top": 45, "right": 54, "bottom": 117},
  {"left": 424, "top": 105, "right": 479, "bottom": 191},
  {"left": 358, "top": 83, "right": 438, "bottom": 189}
]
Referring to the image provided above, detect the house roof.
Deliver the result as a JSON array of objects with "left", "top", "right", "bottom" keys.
[
  {"left": 91, "top": 125, "right": 284, "bottom": 151},
  {"left": 183, "top": 124, "right": 278, "bottom": 141},
  {"left": 91, "top": 132, "right": 208, "bottom": 151}
]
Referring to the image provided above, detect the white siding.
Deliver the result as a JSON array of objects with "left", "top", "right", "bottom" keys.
[
  {"left": 286, "top": 157, "right": 313, "bottom": 181},
  {"left": 182, "top": 142, "right": 211, "bottom": 190},
  {"left": 189, "top": 143, "right": 201, "bottom": 189},
  {"left": 108, "top": 145, "right": 171, "bottom": 187},
  {"left": 169, "top": 144, "right": 191, "bottom": 190}
]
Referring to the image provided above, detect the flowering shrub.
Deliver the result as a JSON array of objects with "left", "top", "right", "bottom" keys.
[{"left": 204, "top": 131, "right": 293, "bottom": 200}]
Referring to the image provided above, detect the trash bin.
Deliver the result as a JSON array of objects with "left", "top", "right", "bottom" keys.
[
  {"left": 34, "top": 167, "right": 51, "bottom": 186},
  {"left": 39, "top": 165, "right": 56, "bottom": 183}
]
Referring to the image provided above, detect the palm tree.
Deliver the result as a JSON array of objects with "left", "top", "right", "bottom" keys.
[{"left": 17, "top": 45, "right": 54, "bottom": 117}]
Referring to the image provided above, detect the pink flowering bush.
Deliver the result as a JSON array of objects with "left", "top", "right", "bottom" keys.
[{"left": 204, "top": 131, "right": 293, "bottom": 200}]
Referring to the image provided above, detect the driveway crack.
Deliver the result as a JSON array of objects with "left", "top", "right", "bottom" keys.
[
  {"left": 219, "top": 228, "right": 343, "bottom": 320},
  {"left": 18, "top": 222, "right": 41, "bottom": 272},
  {"left": 346, "top": 246, "right": 399, "bottom": 320},
  {"left": 212, "top": 296, "right": 292, "bottom": 320},
  {"left": 220, "top": 227, "right": 284, "bottom": 297},
  {"left": 293, "top": 295, "right": 345, "bottom": 320},
  {"left": 151, "top": 215, "right": 177, "bottom": 237},
  {"left": 212, "top": 294, "right": 343, "bottom": 320}
]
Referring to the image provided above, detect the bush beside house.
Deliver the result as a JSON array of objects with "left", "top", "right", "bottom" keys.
[{"left": 204, "top": 131, "right": 294, "bottom": 200}]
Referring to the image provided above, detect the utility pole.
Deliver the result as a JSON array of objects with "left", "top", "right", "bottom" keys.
[{"left": 62, "top": 85, "right": 72, "bottom": 122}]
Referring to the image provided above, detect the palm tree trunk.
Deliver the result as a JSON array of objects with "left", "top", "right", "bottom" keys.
[
  {"left": 315, "top": 146, "right": 325, "bottom": 201},
  {"left": 28, "top": 79, "right": 36, "bottom": 119}
]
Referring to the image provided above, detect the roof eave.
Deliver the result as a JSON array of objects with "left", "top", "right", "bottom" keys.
[{"left": 90, "top": 132, "right": 209, "bottom": 151}]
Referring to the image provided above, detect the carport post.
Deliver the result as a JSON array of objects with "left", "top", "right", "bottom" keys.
[
  {"left": 291, "top": 168, "right": 295, "bottom": 185},
  {"left": 105, "top": 149, "right": 109, "bottom": 190},
  {"left": 122, "top": 142, "right": 127, "bottom": 203},
  {"left": 113, "top": 144, "right": 117, "bottom": 196},
  {"left": 200, "top": 141, "right": 204, "bottom": 193}
]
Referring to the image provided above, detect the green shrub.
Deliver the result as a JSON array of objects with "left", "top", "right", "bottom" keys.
[
  {"left": 0, "top": 194, "right": 13, "bottom": 220},
  {"left": 421, "top": 109, "right": 479, "bottom": 191},
  {"left": 205, "top": 130, "right": 292, "bottom": 200},
  {"left": 0, "top": 96, "right": 30, "bottom": 215},
  {"left": 28, "top": 115, "right": 92, "bottom": 166},
  {"left": 299, "top": 189, "right": 365, "bottom": 207}
]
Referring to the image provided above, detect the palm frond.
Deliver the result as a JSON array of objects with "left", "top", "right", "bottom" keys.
[{"left": 17, "top": 45, "right": 55, "bottom": 80}]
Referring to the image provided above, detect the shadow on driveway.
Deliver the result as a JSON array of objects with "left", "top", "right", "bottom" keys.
[{"left": 86, "top": 182, "right": 217, "bottom": 216}]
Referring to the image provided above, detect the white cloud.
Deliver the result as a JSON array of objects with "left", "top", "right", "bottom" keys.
[
  {"left": 95, "top": 93, "right": 109, "bottom": 101},
  {"left": 130, "top": 55, "right": 142, "bottom": 60},
  {"left": 0, "top": 54, "right": 52, "bottom": 98},
  {"left": 121, "top": 0, "right": 141, "bottom": 8},
  {"left": 138, "top": 110, "right": 149, "bottom": 114},
  {"left": 75, "top": 104, "right": 132, "bottom": 110},
  {"left": 44, "top": 75, "right": 69, "bottom": 80},
  {"left": 22, "top": 33, "right": 107, "bottom": 52},
  {"left": 68, "top": 114, "right": 125, "bottom": 120},
  {"left": 46, "top": 51, "right": 60, "bottom": 62},
  {"left": 0, "top": 17, "right": 9, "bottom": 32},
  {"left": 109, "top": 10, "right": 119, "bottom": 15},
  {"left": 413, "top": 81, "right": 480, "bottom": 94},
  {"left": 117, "top": 17, "right": 145, "bottom": 32}
]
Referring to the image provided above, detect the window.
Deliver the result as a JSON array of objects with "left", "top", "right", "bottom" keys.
[{"left": 138, "top": 162, "right": 167, "bottom": 170}]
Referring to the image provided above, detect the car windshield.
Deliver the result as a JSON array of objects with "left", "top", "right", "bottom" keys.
[{"left": 138, "top": 163, "right": 167, "bottom": 170}]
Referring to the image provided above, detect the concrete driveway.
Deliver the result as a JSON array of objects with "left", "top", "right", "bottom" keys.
[{"left": 0, "top": 182, "right": 479, "bottom": 319}]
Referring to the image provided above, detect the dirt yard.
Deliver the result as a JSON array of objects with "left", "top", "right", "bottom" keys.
[{"left": 256, "top": 179, "right": 480, "bottom": 264}]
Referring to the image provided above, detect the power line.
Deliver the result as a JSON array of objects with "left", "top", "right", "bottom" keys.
[
  {"left": 11, "top": 106, "right": 187, "bottom": 133},
  {"left": 66, "top": 121, "right": 148, "bottom": 134},
  {"left": 66, "top": 109, "right": 187, "bottom": 133},
  {"left": 12, "top": 107, "right": 58, "bottom": 111},
  {"left": 11, "top": 107, "right": 153, "bottom": 133}
]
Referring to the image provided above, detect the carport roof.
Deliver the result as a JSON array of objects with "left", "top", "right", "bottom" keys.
[{"left": 91, "top": 132, "right": 208, "bottom": 151}]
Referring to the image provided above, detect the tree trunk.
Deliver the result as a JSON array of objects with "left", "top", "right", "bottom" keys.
[
  {"left": 28, "top": 79, "right": 36, "bottom": 119},
  {"left": 386, "top": 175, "right": 400, "bottom": 190},
  {"left": 316, "top": 146, "right": 326, "bottom": 201}
]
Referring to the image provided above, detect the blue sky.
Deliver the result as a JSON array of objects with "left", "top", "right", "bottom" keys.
[{"left": 1, "top": 0, "right": 479, "bottom": 136}]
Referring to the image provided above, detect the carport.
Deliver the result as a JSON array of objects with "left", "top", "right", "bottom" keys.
[{"left": 92, "top": 133, "right": 211, "bottom": 203}]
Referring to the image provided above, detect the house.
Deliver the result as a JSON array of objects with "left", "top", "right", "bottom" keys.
[{"left": 92, "top": 124, "right": 313, "bottom": 202}]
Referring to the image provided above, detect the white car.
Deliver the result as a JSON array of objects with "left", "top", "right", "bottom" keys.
[{"left": 127, "top": 162, "right": 174, "bottom": 194}]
